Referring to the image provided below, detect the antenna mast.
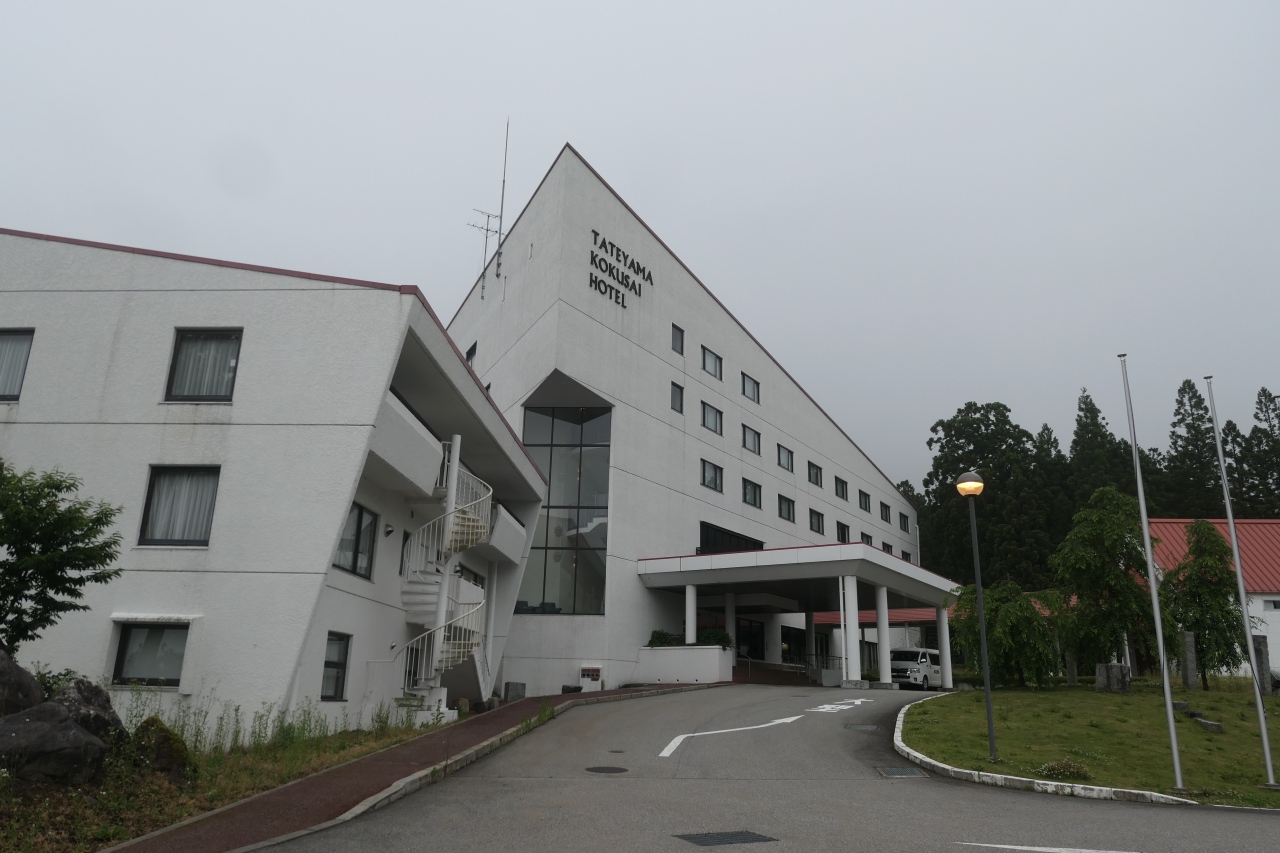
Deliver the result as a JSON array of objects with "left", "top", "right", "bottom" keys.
[
  {"left": 467, "top": 209, "right": 500, "bottom": 299},
  {"left": 495, "top": 119, "right": 509, "bottom": 283}
]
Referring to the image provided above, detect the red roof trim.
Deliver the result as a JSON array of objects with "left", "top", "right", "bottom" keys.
[
  {"left": 0, "top": 226, "right": 547, "bottom": 486},
  {"left": 446, "top": 144, "right": 913, "bottom": 505}
]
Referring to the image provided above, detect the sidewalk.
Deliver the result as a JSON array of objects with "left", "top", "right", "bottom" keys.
[{"left": 110, "top": 685, "right": 718, "bottom": 853}]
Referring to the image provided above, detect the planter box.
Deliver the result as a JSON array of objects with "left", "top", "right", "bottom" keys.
[{"left": 634, "top": 645, "right": 734, "bottom": 684}]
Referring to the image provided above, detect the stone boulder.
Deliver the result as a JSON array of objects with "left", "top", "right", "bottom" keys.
[
  {"left": 0, "top": 649, "right": 43, "bottom": 716},
  {"left": 132, "top": 716, "right": 195, "bottom": 785},
  {"left": 51, "top": 679, "right": 126, "bottom": 744},
  {"left": 1095, "top": 662, "right": 1131, "bottom": 693},
  {"left": 0, "top": 701, "right": 106, "bottom": 784}
]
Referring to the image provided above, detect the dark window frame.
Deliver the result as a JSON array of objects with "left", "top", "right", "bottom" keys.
[
  {"left": 465, "top": 341, "right": 477, "bottom": 366},
  {"left": 164, "top": 328, "right": 243, "bottom": 403},
  {"left": 741, "top": 372, "right": 760, "bottom": 403},
  {"left": 834, "top": 477, "right": 848, "bottom": 501},
  {"left": 112, "top": 622, "right": 189, "bottom": 687},
  {"left": 333, "top": 501, "right": 379, "bottom": 580},
  {"left": 671, "top": 382, "right": 684, "bottom": 413},
  {"left": 858, "top": 490, "right": 871, "bottom": 512},
  {"left": 322, "top": 631, "right": 351, "bottom": 701},
  {"left": 861, "top": 531, "right": 874, "bottom": 545},
  {"left": 807, "top": 461, "right": 823, "bottom": 487},
  {"left": 138, "top": 465, "right": 221, "bottom": 546},
  {"left": 837, "top": 521, "right": 851, "bottom": 543},
  {"left": 900, "top": 512, "right": 911, "bottom": 532},
  {"left": 0, "top": 329, "right": 35, "bottom": 402},
  {"left": 778, "top": 494, "right": 796, "bottom": 522},
  {"left": 701, "top": 346, "right": 723, "bottom": 380},
  {"left": 742, "top": 477, "right": 762, "bottom": 508},
  {"left": 809, "top": 508, "right": 824, "bottom": 535},
  {"left": 882, "top": 542, "right": 894, "bottom": 555},
  {"left": 700, "top": 459, "right": 724, "bottom": 493},
  {"left": 880, "top": 501, "right": 892, "bottom": 523},
  {"left": 742, "top": 424, "right": 761, "bottom": 454},
  {"left": 777, "top": 444, "right": 794, "bottom": 472},
  {"left": 902, "top": 551, "right": 913, "bottom": 564},
  {"left": 701, "top": 401, "right": 723, "bottom": 435},
  {"left": 671, "top": 324, "right": 685, "bottom": 355}
]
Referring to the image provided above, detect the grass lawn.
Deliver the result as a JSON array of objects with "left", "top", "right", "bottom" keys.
[
  {"left": 0, "top": 722, "right": 434, "bottom": 853},
  {"left": 901, "top": 681, "right": 1280, "bottom": 808}
]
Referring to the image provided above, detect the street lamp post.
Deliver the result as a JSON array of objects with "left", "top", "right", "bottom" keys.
[{"left": 958, "top": 471, "right": 998, "bottom": 763}]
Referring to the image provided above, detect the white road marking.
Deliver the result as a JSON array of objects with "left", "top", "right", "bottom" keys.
[
  {"left": 658, "top": 716, "right": 804, "bottom": 757},
  {"left": 807, "top": 698, "right": 874, "bottom": 712},
  {"left": 957, "top": 844, "right": 1148, "bottom": 853}
]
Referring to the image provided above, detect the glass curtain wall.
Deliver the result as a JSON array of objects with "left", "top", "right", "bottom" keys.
[{"left": 518, "top": 407, "right": 610, "bottom": 614}]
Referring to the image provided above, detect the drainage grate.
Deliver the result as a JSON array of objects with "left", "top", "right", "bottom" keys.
[
  {"left": 675, "top": 831, "right": 777, "bottom": 847},
  {"left": 877, "top": 766, "right": 927, "bottom": 778},
  {"left": 584, "top": 766, "right": 628, "bottom": 774},
  {"left": 844, "top": 724, "right": 878, "bottom": 731}
]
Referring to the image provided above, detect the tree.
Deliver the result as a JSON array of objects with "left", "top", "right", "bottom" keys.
[
  {"left": 1067, "top": 390, "right": 1132, "bottom": 511},
  {"left": 1049, "top": 487, "right": 1154, "bottom": 667},
  {"left": 1160, "top": 520, "right": 1247, "bottom": 689},
  {"left": 1223, "top": 388, "right": 1280, "bottom": 518},
  {"left": 0, "top": 461, "right": 122, "bottom": 655},
  {"left": 951, "top": 581, "right": 1059, "bottom": 687},
  {"left": 1164, "top": 380, "right": 1220, "bottom": 518}
]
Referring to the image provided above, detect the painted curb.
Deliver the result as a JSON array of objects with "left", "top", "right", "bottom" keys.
[{"left": 892, "top": 692, "right": 1199, "bottom": 806}]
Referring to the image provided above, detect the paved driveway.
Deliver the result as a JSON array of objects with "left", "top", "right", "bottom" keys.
[{"left": 274, "top": 684, "right": 1278, "bottom": 852}]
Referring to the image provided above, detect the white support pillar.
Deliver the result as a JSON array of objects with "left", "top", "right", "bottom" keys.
[
  {"left": 937, "top": 605, "right": 953, "bottom": 689},
  {"left": 685, "top": 584, "right": 697, "bottom": 644},
  {"left": 483, "top": 562, "right": 498, "bottom": 671},
  {"left": 876, "top": 584, "right": 891, "bottom": 684},
  {"left": 844, "top": 576, "right": 862, "bottom": 683},
  {"left": 725, "top": 592, "right": 737, "bottom": 651}
]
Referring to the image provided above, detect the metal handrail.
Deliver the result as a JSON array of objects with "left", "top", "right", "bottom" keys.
[
  {"left": 370, "top": 596, "right": 487, "bottom": 694},
  {"left": 402, "top": 441, "right": 493, "bottom": 586}
]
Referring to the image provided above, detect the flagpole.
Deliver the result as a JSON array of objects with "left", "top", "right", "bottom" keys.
[
  {"left": 1204, "top": 375, "right": 1278, "bottom": 789},
  {"left": 1119, "top": 354, "right": 1185, "bottom": 792}
]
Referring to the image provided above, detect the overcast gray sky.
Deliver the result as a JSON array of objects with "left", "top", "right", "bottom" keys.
[{"left": 3, "top": 2, "right": 1277, "bottom": 487}]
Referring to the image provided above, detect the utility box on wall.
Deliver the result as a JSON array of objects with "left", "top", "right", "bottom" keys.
[{"left": 580, "top": 663, "right": 603, "bottom": 691}]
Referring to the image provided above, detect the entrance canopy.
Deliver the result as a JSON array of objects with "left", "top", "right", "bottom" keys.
[{"left": 638, "top": 543, "right": 959, "bottom": 613}]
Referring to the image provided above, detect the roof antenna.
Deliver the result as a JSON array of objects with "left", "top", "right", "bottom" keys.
[
  {"left": 467, "top": 209, "right": 500, "bottom": 300},
  {"left": 468, "top": 120, "right": 509, "bottom": 301},
  {"left": 495, "top": 119, "right": 509, "bottom": 285}
]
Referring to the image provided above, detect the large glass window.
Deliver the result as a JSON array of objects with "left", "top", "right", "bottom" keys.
[
  {"left": 778, "top": 495, "right": 795, "bottom": 522},
  {"left": 166, "top": 329, "right": 242, "bottom": 402},
  {"left": 0, "top": 330, "right": 34, "bottom": 401},
  {"left": 880, "top": 501, "right": 892, "bottom": 523},
  {"left": 741, "top": 372, "right": 759, "bottom": 404},
  {"left": 671, "top": 324, "right": 684, "bottom": 354},
  {"left": 858, "top": 490, "right": 871, "bottom": 512},
  {"left": 809, "top": 509, "right": 825, "bottom": 535},
  {"left": 333, "top": 502, "right": 378, "bottom": 579},
  {"left": 837, "top": 521, "right": 851, "bottom": 543},
  {"left": 742, "top": 478, "right": 762, "bottom": 508},
  {"left": 701, "top": 459, "right": 723, "bottom": 492},
  {"left": 777, "top": 444, "right": 794, "bottom": 472},
  {"left": 322, "top": 632, "right": 350, "bottom": 700},
  {"left": 834, "top": 477, "right": 848, "bottom": 501},
  {"left": 671, "top": 382, "right": 684, "bottom": 413},
  {"left": 112, "top": 623, "right": 189, "bottom": 687},
  {"left": 139, "top": 466, "right": 220, "bottom": 546},
  {"left": 742, "top": 425, "right": 760, "bottom": 454},
  {"left": 900, "top": 512, "right": 911, "bottom": 532},
  {"left": 701, "top": 346, "right": 722, "bottom": 380},
  {"left": 808, "top": 462, "right": 823, "bottom": 487},
  {"left": 701, "top": 402, "right": 723, "bottom": 435},
  {"left": 519, "top": 407, "right": 610, "bottom": 615}
]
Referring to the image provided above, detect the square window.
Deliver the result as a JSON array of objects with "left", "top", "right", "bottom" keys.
[
  {"left": 322, "top": 632, "right": 350, "bottom": 700},
  {"left": 672, "top": 324, "right": 684, "bottom": 355},
  {"left": 809, "top": 509, "right": 824, "bottom": 534},
  {"left": 861, "top": 531, "right": 874, "bottom": 545},
  {"left": 701, "top": 346, "right": 722, "bottom": 380},
  {"left": 0, "top": 330, "right": 34, "bottom": 401},
  {"left": 166, "top": 329, "right": 242, "bottom": 402},
  {"left": 112, "top": 623, "right": 188, "bottom": 687},
  {"left": 741, "top": 372, "right": 760, "bottom": 403},
  {"left": 1263, "top": 600, "right": 1280, "bottom": 611},
  {"left": 139, "top": 466, "right": 221, "bottom": 546},
  {"left": 858, "top": 490, "right": 871, "bottom": 512},
  {"left": 701, "top": 402, "right": 723, "bottom": 435},
  {"left": 902, "top": 551, "right": 913, "bottom": 564},
  {"left": 701, "top": 459, "right": 724, "bottom": 492},
  {"left": 465, "top": 341, "right": 477, "bottom": 366},
  {"left": 900, "top": 512, "right": 910, "bottom": 532},
  {"left": 742, "top": 478, "right": 762, "bottom": 508},
  {"left": 742, "top": 424, "right": 761, "bottom": 454},
  {"left": 778, "top": 495, "right": 795, "bottom": 522},
  {"left": 882, "top": 542, "right": 893, "bottom": 555},
  {"left": 880, "top": 502, "right": 892, "bottom": 523},
  {"left": 777, "top": 444, "right": 794, "bottom": 472},
  {"left": 834, "top": 477, "right": 848, "bottom": 501},
  {"left": 837, "top": 521, "right": 850, "bottom": 543},
  {"left": 808, "top": 462, "right": 823, "bottom": 487},
  {"left": 333, "top": 502, "right": 378, "bottom": 579},
  {"left": 671, "top": 382, "right": 684, "bottom": 413}
]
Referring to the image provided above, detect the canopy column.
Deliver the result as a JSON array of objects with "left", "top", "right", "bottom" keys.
[
  {"left": 685, "top": 584, "right": 697, "bottom": 644},
  {"left": 876, "top": 584, "right": 891, "bottom": 685},
  {"left": 843, "top": 576, "right": 861, "bottom": 682},
  {"left": 937, "top": 605, "right": 953, "bottom": 689}
]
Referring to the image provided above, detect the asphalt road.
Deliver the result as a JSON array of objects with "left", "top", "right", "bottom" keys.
[{"left": 274, "top": 684, "right": 1278, "bottom": 852}]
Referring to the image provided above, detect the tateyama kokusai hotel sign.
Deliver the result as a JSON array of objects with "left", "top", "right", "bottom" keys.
[{"left": 589, "top": 230, "right": 652, "bottom": 309}]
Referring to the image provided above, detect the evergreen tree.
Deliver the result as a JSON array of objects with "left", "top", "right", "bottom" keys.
[
  {"left": 1224, "top": 388, "right": 1280, "bottom": 518},
  {"left": 1164, "top": 379, "right": 1220, "bottom": 518},
  {"left": 1067, "top": 390, "right": 1131, "bottom": 510},
  {"left": 1160, "top": 520, "right": 1247, "bottom": 688}
]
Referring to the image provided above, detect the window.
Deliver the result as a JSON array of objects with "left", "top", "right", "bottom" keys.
[
  {"left": 882, "top": 542, "right": 893, "bottom": 555},
  {"left": 465, "top": 341, "right": 477, "bottom": 366},
  {"left": 112, "top": 623, "right": 188, "bottom": 687},
  {"left": 322, "top": 632, "right": 350, "bottom": 700},
  {"left": 139, "top": 466, "right": 220, "bottom": 546},
  {"left": 0, "top": 330, "right": 34, "bottom": 401},
  {"left": 701, "top": 346, "right": 722, "bottom": 380},
  {"left": 860, "top": 532, "right": 874, "bottom": 545},
  {"left": 671, "top": 382, "right": 684, "bottom": 413},
  {"left": 1263, "top": 600, "right": 1280, "bottom": 611},
  {"left": 742, "top": 424, "right": 760, "bottom": 454},
  {"left": 701, "top": 459, "right": 724, "bottom": 492},
  {"left": 777, "top": 444, "right": 794, "bottom": 472},
  {"left": 700, "top": 521, "right": 763, "bottom": 554},
  {"left": 900, "top": 512, "right": 910, "bottom": 532},
  {"left": 778, "top": 495, "right": 795, "bottom": 522},
  {"left": 741, "top": 372, "right": 760, "bottom": 403},
  {"left": 834, "top": 477, "right": 848, "bottom": 501},
  {"left": 165, "top": 329, "right": 242, "bottom": 402},
  {"left": 333, "top": 502, "right": 379, "bottom": 579},
  {"left": 809, "top": 509, "right": 824, "bottom": 535},
  {"left": 902, "top": 551, "right": 913, "bottom": 564},
  {"left": 520, "top": 407, "right": 611, "bottom": 615},
  {"left": 701, "top": 401, "right": 723, "bottom": 435},
  {"left": 672, "top": 324, "right": 684, "bottom": 354},
  {"left": 880, "top": 502, "right": 892, "bottom": 523},
  {"left": 837, "top": 521, "right": 851, "bottom": 543},
  {"left": 808, "top": 462, "right": 823, "bottom": 487},
  {"left": 858, "top": 490, "right": 871, "bottom": 512},
  {"left": 742, "top": 478, "right": 762, "bottom": 508}
]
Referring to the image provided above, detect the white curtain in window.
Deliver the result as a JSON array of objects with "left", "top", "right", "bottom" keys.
[
  {"left": 170, "top": 332, "right": 239, "bottom": 398},
  {"left": 0, "top": 332, "right": 33, "bottom": 397},
  {"left": 145, "top": 468, "right": 220, "bottom": 543}
]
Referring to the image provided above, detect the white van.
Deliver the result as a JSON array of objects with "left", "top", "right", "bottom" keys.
[{"left": 889, "top": 647, "right": 943, "bottom": 690}]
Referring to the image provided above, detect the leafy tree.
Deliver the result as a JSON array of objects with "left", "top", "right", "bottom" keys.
[
  {"left": 1223, "top": 388, "right": 1280, "bottom": 518},
  {"left": 1160, "top": 520, "right": 1247, "bottom": 689},
  {"left": 951, "top": 581, "right": 1059, "bottom": 687},
  {"left": 1163, "top": 380, "right": 1220, "bottom": 518},
  {"left": 1050, "top": 487, "right": 1155, "bottom": 667},
  {"left": 0, "top": 461, "right": 122, "bottom": 655}
]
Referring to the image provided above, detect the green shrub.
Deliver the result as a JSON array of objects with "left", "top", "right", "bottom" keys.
[
  {"left": 696, "top": 628, "right": 734, "bottom": 648},
  {"left": 647, "top": 629, "right": 683, "bottom": 647},
  {"left": 1033, "top": 758, "right": 1091, "bottom": 780}
]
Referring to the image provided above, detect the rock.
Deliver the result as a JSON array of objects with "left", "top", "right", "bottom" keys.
[
  {"left": 51, "top": 679, "right": 125, "bottom": 744},
  {"left": 0, "top": 701, "right": 106, "bottom": 784},
  {"left": 955, "top": 683, "right": 975, "bottom": 691},
  {"left": 503, "top": 682, "right": 526, "bottom": 702},
  {"left": 455, "top": 697, "right": 470, "bottom": 715},
  {"left": 0, "top": 650, "right": 43, "bottom": 716},
  {"left": 132, "top": 716, "right": 195, "bottom": 785},
  {"left": 1094, "top": 663, "right": 1130, "bottom": 693},
  {"left": 561, "top": 684, "right": 583, "bottom": 694},
  {"left": 1195, "top": 718, "right": 1223, "bottom": 734}
]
